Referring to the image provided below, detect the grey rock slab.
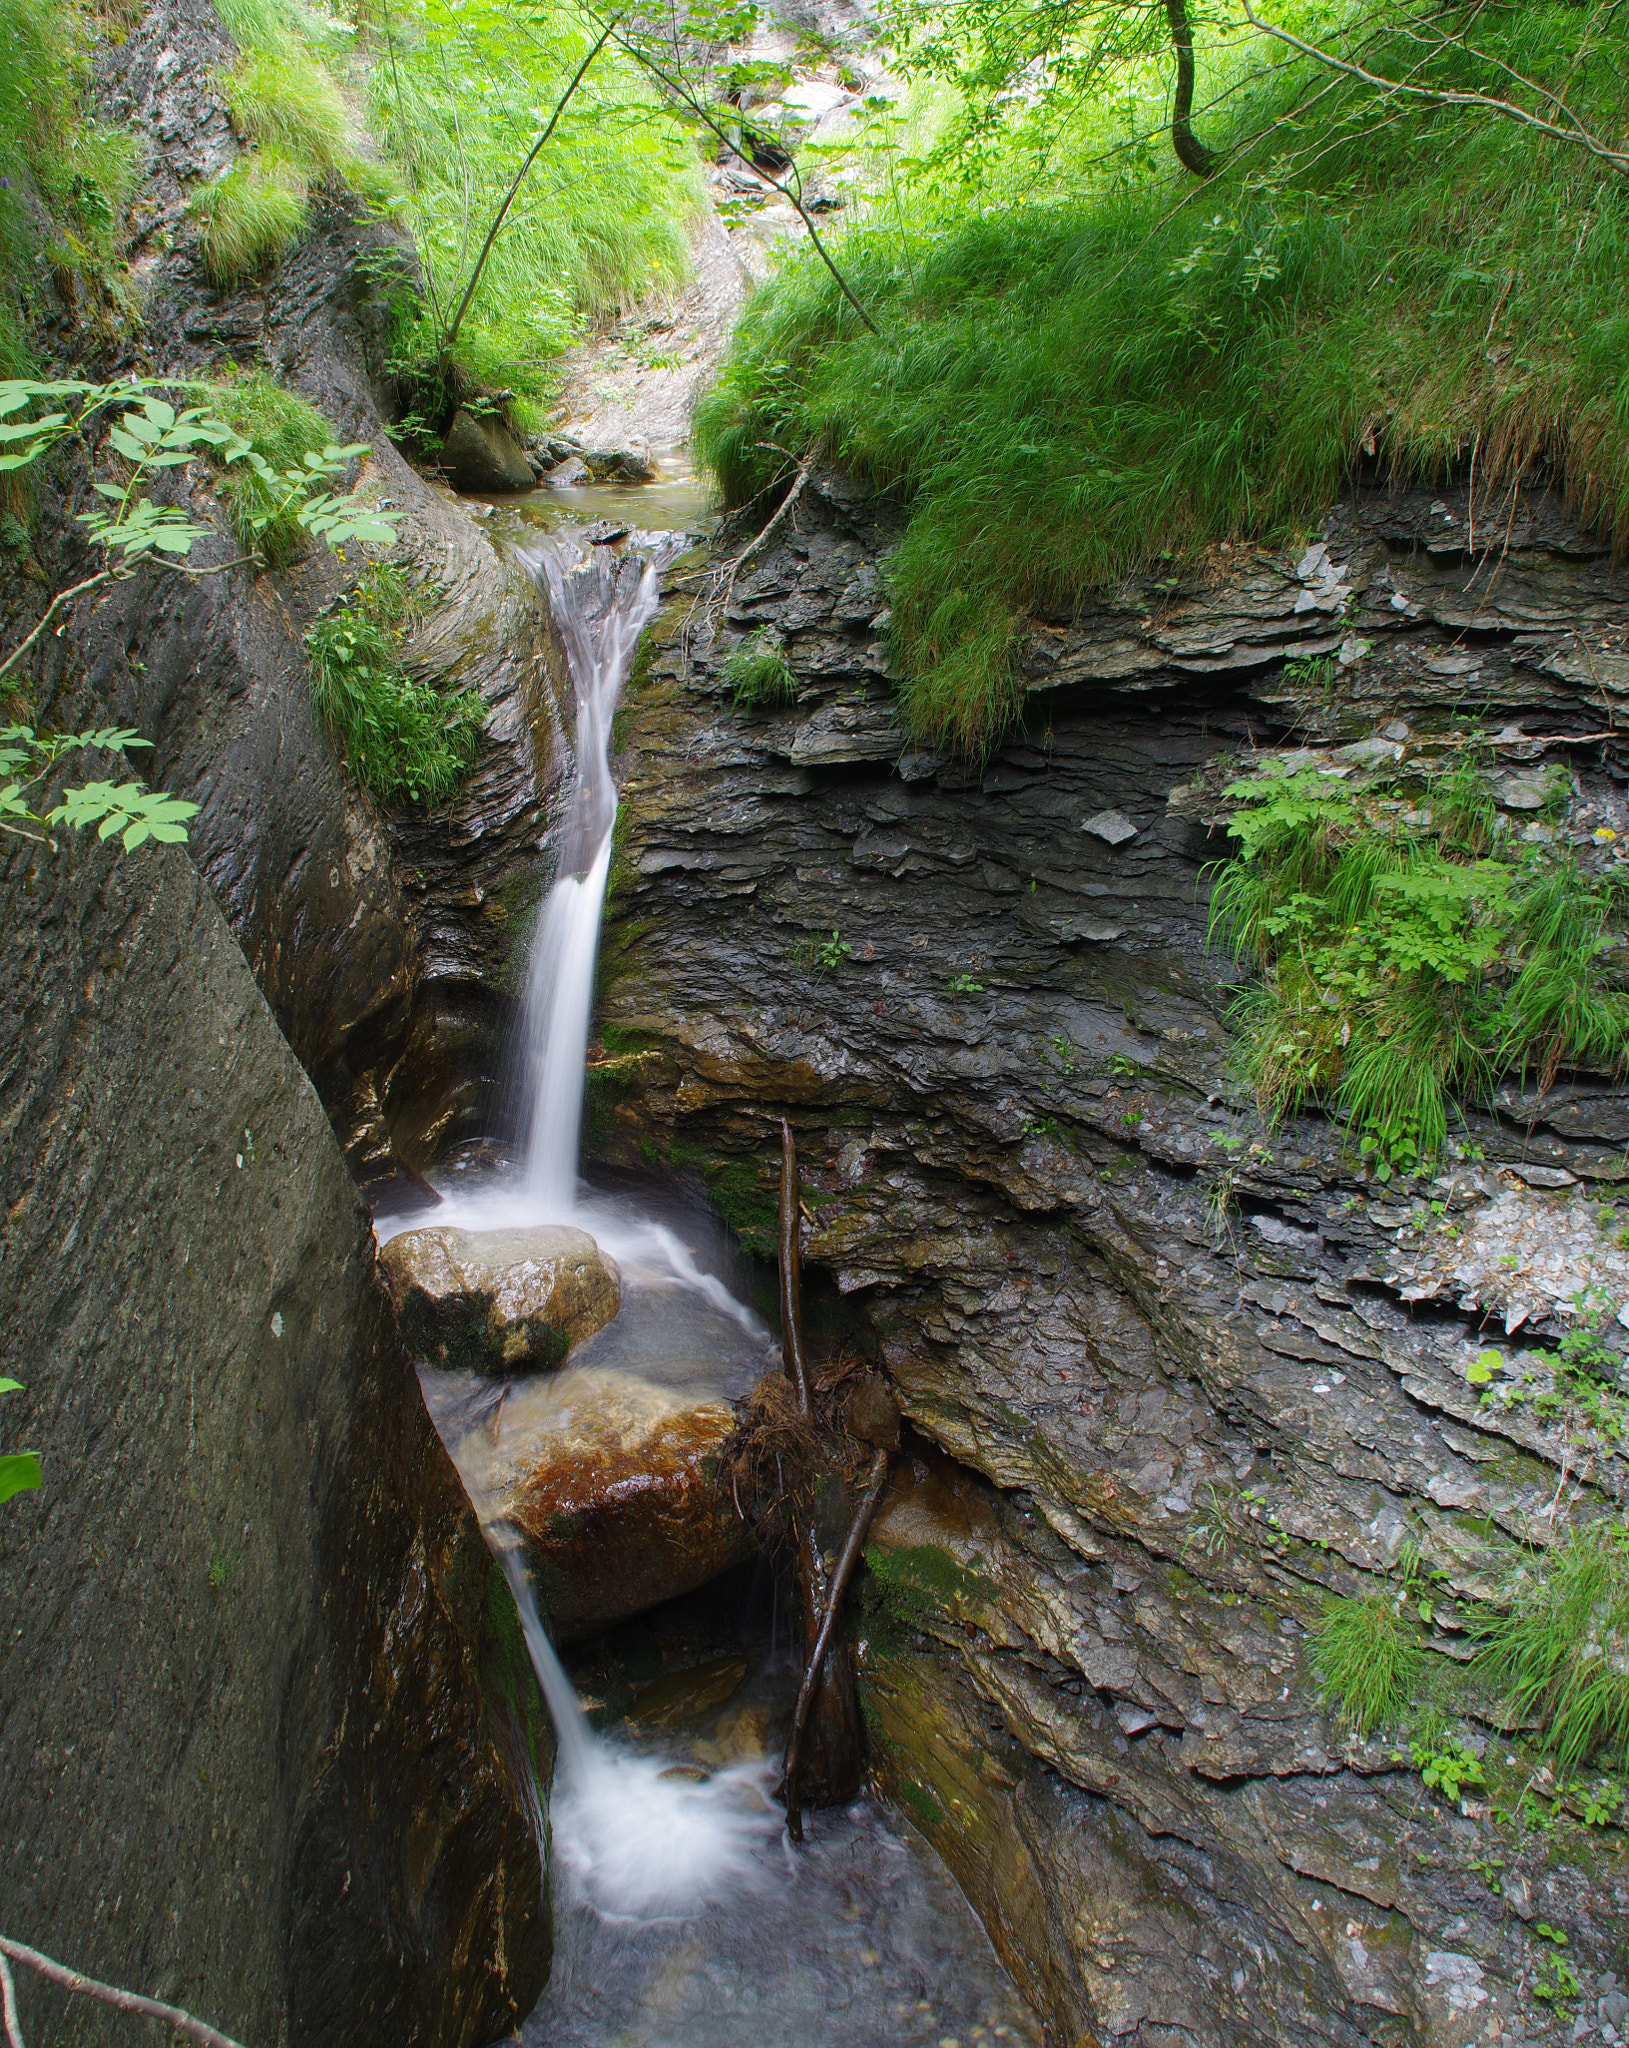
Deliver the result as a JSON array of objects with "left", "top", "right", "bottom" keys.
[
  {"left": 440, "top": 407, "right": 536, "bottom": 493},
  {"left": 1081, "top": 808, "right": 1139, "bottom": 845},
  {"left": 382, "top": 1224, "right": 622, "bottom": 1372}
]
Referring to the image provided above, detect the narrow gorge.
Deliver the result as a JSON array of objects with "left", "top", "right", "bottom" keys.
[{"left": 2, "top": 0, "right": 1627, "bottom": 2042}]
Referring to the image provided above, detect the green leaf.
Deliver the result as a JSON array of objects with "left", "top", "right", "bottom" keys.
[
  {"left": 0, "top": 1377, "right": 24, "bottom": 1394},
  {"left": 1468, "top": 1350, "right": 1500, "bottom": 1385},
  {"left": 0, "top": 1452, "right": 41, "bottom": 1505}
]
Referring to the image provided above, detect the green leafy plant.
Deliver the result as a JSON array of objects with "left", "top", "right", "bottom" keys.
[
  {"left": 208, "top": 368, "right": 342, "bottom": 567},
  {"left": 947, "top": 972, "right": 984, "bottom": 994},
  {"left": 1207, "top": 758, "right": 1629, "bottom": 1176},
  {"left": 817, "top": 929, "right": 853, "bottom": 971},
  {"left": 1311, "top": 1588, "right": 1421, "bottom": 1734},
  {"left": 1410, "top": 1731, "right": 1485, "bottom": 1800},
  {"left": 0, "top": 1378, "right": 40, "bottom": 1508},
  {"left": 189, "top": 153, "right": 309, "bottom": 283},
  {"left": 306, "top": 565, "right": 482, "bottom": 804},
  {"left": 0, "top": 377, "right": 396, "bottom": 849},
  {"left": 1479, "top": 1518, "right": 1629, "bottom": 1776},
  {"left": 719, "top": 630, "right": 798, "bottom": 710}
]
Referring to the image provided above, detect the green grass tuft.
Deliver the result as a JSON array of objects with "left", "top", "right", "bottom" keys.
[
  {"left": 695, "top": 7, "right": 1629, "bottom": 756},
  {"left": 190, "top": 153, "right": 308, "bottom": 283},
  {"left": 1311, "top": 1591, "right": 1421, "bottom": 1735},
  {"left": 219, "top": 45, "right": 346, "bottom": 175},
  {"left": 719, "top": 630, "right": 798, "bottom": 711},
  {"left": 306, "top": 564, "right": 484, "bottom": 804},
  {"left": 208, "top": 366, "right": 337, "bottom": 567},
  {"left": 1479, "top": 1518, "right": 1629, "bottom": 1777}
]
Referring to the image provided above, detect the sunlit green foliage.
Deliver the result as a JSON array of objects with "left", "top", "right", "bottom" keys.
[
  {"left": 306, "top": 563, "right": 483, "bottom": 803},
  {"left": 190, "top": 153, "right": 309, "bottom": 282},
  {"left": 363, "top": 0, "right": 702, "bottom": 423},
  {"left": 696, "top": 4, "right": 1629, "bottom": 753},
  {"left": 209, "top": 367, "right": 339, "bottom": 565},
  {"left": 0, "top": 1377, "right": 39, "bottom": 1509},
  {"left": 1208, "top": 758, "right": 1629, "bottom": 1173},
  {"left": 1480, "top": 1519, "right": 1629, "bottom": 1777}
]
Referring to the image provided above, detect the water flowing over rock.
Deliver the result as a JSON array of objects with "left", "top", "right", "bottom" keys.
[{"left": 383, "top": 1224, "right": 623, "bottom": 1372}]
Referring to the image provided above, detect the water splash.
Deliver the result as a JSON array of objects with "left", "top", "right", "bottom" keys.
[{"left": 489, "top": 1534, "right": 780, "bottom": 1921}]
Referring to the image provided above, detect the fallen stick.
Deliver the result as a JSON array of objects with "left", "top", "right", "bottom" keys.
[
  {"left": 0, "top": 1938, "right": 247, "bottom": 2048},
  {"left": 781, "top": 1446, "right": 891, "bottom": 1841},
  {"left": 779, "top": 1119, "right": 814, "bottom": 1417}
]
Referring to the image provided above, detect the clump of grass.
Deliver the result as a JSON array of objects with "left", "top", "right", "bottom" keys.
[
  {"left": 1208, "top": 757, "right": 1629, "bottom": 1176},
  {"left": 719, "top": 630, "right": 797, "bottom": 710},
  {"left": 1479, "top": 1519, "right": 1629, "bottom": 1777},
  {"left": 219, "top": 45, "right": 346, "bottom": 175},
  {"left": 1312, "top": 1591, "right": 1421, "bottom": 1735},
  {"left": 694, "top": 9, "right": 1629, "bottom": 755},
  {"left": 209, "top": 367, "right": 337, "bottom": 567},
  {"left": 306, "top": 564, "right": 483, "bottom": 804},
  {"left": 190, "top": 154, "right": 308, "bottom": 283}
]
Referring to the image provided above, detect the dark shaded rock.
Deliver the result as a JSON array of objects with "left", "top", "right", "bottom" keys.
[
  {"left": 586, "top": 467, "right": 1629, "bottom": 2044},
  {"left": 441, "top": 407, "right": 537, "bottom": 494},
  {"left": 581, "top": 444, "right": 659, "bottom": 484},
  {"left": 0, "top": 828, "right": 546, "bottom": 2047},
  {"left": 382, "top": 1224, "right": 622, "bottom": 1373}
]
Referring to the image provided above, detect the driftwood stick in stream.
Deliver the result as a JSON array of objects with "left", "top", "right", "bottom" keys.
[
  {"left": 0, "top": 1938, "right": 247, "bottom": 2048},
  {"left": 782, "top": 1447, "right": 891, "bottom": 1840},
  {"left": 1, "top": 1955, "right": 22, "bottom": 2048},
  {"left": 779, "top": 1120, "right": 813, "bottom": 1416}
]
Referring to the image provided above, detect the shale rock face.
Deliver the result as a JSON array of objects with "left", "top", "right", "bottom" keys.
[
  {"left": 0, "top": 831, "right": 547, "bottom": 2047},
  {"left": 383, "top": 1224, "right": 623, "bottom": 1372},
  {"left": 590, "top": 471, "right": 1629, "bottom": 2046}
]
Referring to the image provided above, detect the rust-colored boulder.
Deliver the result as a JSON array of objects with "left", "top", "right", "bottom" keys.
[
  {"left": 459, "top": 1368, "right": 753, "bottom": 1638},
  {"left": 380, "top": 1225, "right": 621, "bottom": 1374}
]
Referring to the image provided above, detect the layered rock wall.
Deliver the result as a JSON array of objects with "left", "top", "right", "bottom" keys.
[{"left": 589, "top": 472, "right": 1629, "bottom": 2046}]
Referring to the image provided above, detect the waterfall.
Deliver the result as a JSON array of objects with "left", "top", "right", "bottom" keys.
[{"left": 517, "top": 537, "right": 675, "bottom": 1216}]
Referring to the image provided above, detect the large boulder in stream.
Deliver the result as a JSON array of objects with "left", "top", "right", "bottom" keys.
[
  {"left": 448, "top": 1368, "right": 754, "bottom": 1640},
  {"left": 383, "top": 1224, "right": 622, "bottom": 1372}
]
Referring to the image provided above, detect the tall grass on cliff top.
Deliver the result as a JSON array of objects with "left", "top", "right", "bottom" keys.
[
  {"left": 695, "top": 2, "right": 1629, "bottom": 755},
  {"left": 364, "top": 0, "right": 702, "bottom": 423}
]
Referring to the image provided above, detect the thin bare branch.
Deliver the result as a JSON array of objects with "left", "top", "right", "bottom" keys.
[
  {"left": 0, "top": 571, "right": 111, "bottom": 684},
  {"left": 599, "top": 21, "right": 880, "bottom": 335},
  {"left": 442, "top": 16, "right": 623, "bottom": 356},
  {"left": 0, "top": 1939, "right": 247, "bottom": 2048},
  {"left": 0, "top": 1953, "right": 23, "bottom": 2048},
  {"left": 779, "top": 1119, "right": 814, "bottom": 1417},
  {"left": 1240, "top": 0, "right": 1629, "bottom": 176},
  {"left": 781, "top": 1447, "right": 891, "bottom": 1834}
]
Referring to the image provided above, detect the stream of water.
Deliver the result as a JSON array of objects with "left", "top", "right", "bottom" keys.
[{"left": 386, "top": 509, "right": 1039, "bottom": 2045}]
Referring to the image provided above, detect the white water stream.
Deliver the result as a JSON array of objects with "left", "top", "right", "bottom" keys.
[{"left": 391, "top": 517, "right": 1038, "bottom": 2044}]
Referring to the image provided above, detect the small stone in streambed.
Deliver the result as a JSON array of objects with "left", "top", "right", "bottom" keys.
[
  {"left": 629, "top": 1655, "right": 750, "bottom": 1729},
  {"left": 380, "top": 1224, "right": 621, "bottom": 1374}
]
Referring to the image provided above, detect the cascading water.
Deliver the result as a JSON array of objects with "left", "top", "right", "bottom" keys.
[
  {"left": 516, "top": 539, "right": 673, "bottom": 1216},
  {"left": 397, "top": 511, "right": 1039, "bottom": 2044}
]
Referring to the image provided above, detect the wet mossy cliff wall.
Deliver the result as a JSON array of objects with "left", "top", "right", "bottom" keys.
[
  {"left": 594, "top": 474, "right": 1629, "bottom": 2047},
  {"left": 0, "top": 827, "right": 548, "bottom": 2045}
]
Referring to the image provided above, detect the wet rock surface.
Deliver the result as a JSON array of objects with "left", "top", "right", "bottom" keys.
[
  {"left": 588, "top": 469, "right": 1629, "bottom": 2045},
  {"left": 383, "top": 1223, "right": 623, "bottom": 1372},
  {"left": 0, "top": 829, "right": 547, "bottom": 2047},
  {"left": 15, "top": 0, "right": 570, "bottom": 1195},
  {"left": 434, "top": 1367, "right": 753, "bottom": 1640}
]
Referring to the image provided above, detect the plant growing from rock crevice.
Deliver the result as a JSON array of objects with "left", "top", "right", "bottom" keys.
[{"left": 305, "top": 563, "right": 483, "bottom": 805}]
